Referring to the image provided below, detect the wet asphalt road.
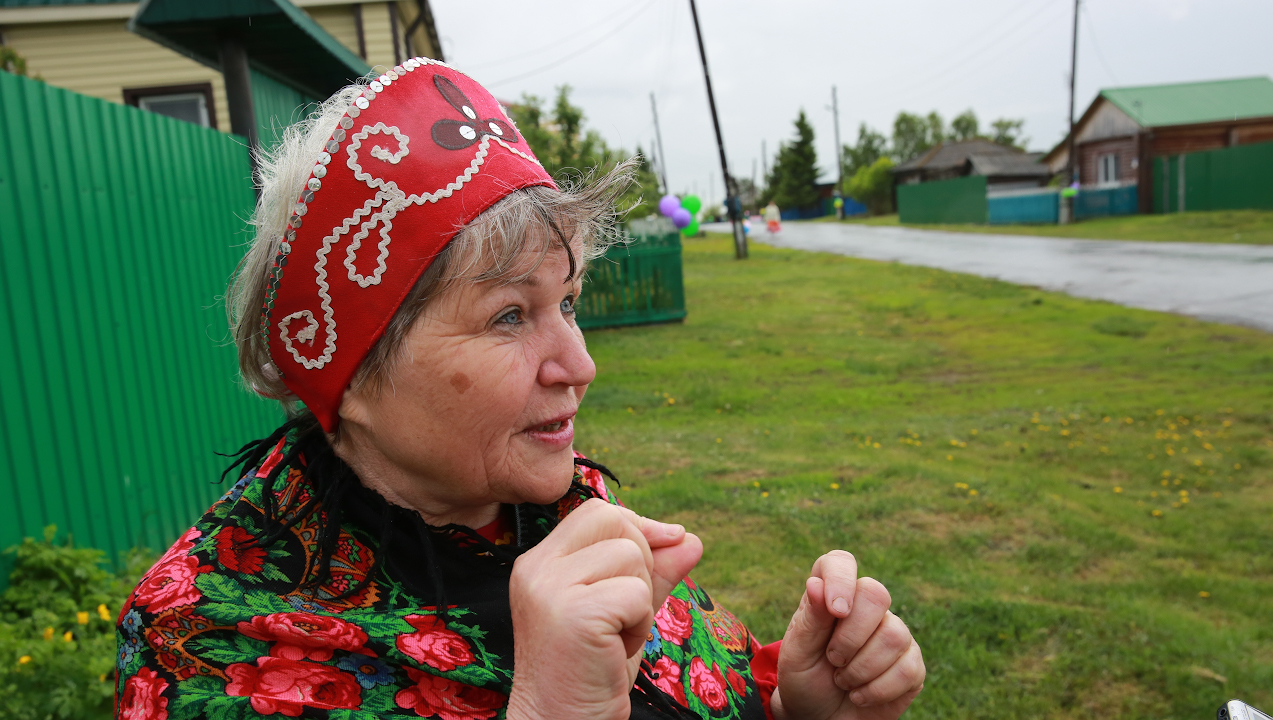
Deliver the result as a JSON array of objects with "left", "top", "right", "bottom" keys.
[{"left": 704, "top": 221, "right": 1273, "bottom": 333}]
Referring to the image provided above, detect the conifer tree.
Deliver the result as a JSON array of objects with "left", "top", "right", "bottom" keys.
[{"left": 768, "top": 110, "right": 820, "bottom": 210}]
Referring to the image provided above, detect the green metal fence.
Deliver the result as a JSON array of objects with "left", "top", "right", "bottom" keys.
[
  {"left": 576, "top": 225, "right": 687, "bottom": 330},
  {"left": 252, "top": 68, "right": 321, "bottom": 153},
  {"left": 1153, "top": 140, "right": 1273, "bottom": 213},
  {"left": 0, "top": 72, "right": 280, "bottom": 585},
  {"left": 897, "top": 175, "right": 988, "bottom": 224}
]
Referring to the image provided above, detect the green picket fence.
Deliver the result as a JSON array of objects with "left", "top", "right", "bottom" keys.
[
  {"left": 0, "top": 72, "right": 281, "bottom": 587},
  {"left": 576, "top": 225, "right": 687, "bottom": 330}
]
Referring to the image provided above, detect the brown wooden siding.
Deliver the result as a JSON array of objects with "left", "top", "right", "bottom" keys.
[{"left": 1077, "top": 135, "right": 1137, "bottom": 186}]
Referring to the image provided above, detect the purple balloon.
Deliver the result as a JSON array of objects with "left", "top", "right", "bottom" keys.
[
  {"left": 671, "top": 207, "right": 692, "bottom": 229},
  {"left": 658, "top": 194, "right": 681, "bottom": 217}
]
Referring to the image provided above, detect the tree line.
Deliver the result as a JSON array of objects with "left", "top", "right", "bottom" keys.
[{"left": 764, "top": 108, "right": 1027, "bottom": 216}]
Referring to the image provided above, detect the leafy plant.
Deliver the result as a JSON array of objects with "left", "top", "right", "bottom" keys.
[
  {"left": 845, "top": 157, "right": 896, "bottom": 216},
  {"left": 0, "top": 527, "right": 152, "bottom": 720}
]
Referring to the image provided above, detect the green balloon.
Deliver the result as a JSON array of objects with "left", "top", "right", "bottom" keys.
[
  {"left": 681, "top": 220, "right": 700, "bottom": 237},
  {"left": 681, "top": 195, "right": 702, "bottom": 214}
]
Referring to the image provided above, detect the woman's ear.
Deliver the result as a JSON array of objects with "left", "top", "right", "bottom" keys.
[{"left": 336, "top": 384, "right": 376, "bottom": 433}]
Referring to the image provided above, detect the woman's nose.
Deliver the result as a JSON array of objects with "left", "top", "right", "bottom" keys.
[{"left": 537, "top": 320, "right": 596, "bottom": 388}]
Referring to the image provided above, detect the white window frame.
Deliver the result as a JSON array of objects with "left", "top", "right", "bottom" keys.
[
  {"left": 137, "top": 92, "right": 211, "bottom": 128},
  {"left": 1096, "top": 153, "right": 1119, "bottom": 186}
]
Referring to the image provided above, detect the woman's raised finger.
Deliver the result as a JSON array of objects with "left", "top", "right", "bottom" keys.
[
  {"left": 824, "top": 577, "right": 891, "bottom": 672},
  {"left": 546, "top": 499, "right": 654, "bottom": 572}
]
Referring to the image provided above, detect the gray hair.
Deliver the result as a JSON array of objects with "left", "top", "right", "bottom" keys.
[{"left": 227, "top": 77, "right": 636, "bottom": 408}]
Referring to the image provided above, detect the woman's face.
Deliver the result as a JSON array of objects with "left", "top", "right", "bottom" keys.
[{"left": 335, "top": 240, "right": 596, "bottom": 526}]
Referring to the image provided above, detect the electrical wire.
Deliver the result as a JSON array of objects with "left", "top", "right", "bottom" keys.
[
  {"left": 1082, "top": 2, "right": 1121, "bottom": 86},
  {"left": 461, "top": 3, "right": 647, "bottom": 71},
  {"left": 486, "top": 0, "right": 658, "bottom": 88}
]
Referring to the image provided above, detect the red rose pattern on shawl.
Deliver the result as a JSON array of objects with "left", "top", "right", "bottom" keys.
[
  {"left": 119, "top": 667, "right": 169, "bottom": 720},
  {"left": 132, "top": 529, "right": 211, "bottom": 613},
  {"left": 650, "top": 655, "right": 689, "bottom": 707},
  {"left": 396, "top": 614, "right": 475, "bottom": 671},
  {"left": 225, "top": 656, "right": 362, "bottom": 716},
  {"left": 238, "top": 612, "right": 370, "bottom": 661},
  {"left": 655, "top": 595, "right": 694, "bottom": 646},
  {"left": 116, "top": 453, "right": 765, "bottom": 720},
  {"left": 215, "top": 526, "right": 266, "bottom": 574},
  {"left": 689, "top": 657, "right": 730, "bottom": 711},
  {"left": 395, "top": 667, "right": 506, "bottom": 720}
]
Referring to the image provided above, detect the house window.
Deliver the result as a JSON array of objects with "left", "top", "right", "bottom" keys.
[
  {"left": 1097, "top": 153, "right": 1119, "bottom": 185},
  {"left": 123, "top": 83, "right": 216, "bottom": 129}
]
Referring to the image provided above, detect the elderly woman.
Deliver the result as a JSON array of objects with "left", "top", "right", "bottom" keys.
[{"left": 116, "top": 60, "right": 923, "bottom": 720}]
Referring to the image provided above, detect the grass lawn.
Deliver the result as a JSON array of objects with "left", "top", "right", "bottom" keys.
[
  {"left": 576, "top": 233, "right": 1273, "bottom": 719},
  {"left": 832, "top": 209, "right": 1273, "bottom": 245}
]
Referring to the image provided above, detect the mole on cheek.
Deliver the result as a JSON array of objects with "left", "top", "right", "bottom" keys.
[{"left": 450, "top": 372, "right": 472, "bottom": 394}]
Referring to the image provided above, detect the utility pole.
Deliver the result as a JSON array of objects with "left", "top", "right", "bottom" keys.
[
  {"left": 649, "top": 92, "right": 670, "bottom": 197},
  {"left": 829, "top": 85, "right": 844, "bottom": 219},
  {"left": 688, "top": 0, "right": 746, "bottom": 258},
  {"left": 761, "top": 139, "right": 768, "bottom": 189},
  {"left": 1062, "top": 0, "right": 1080, "bottom": 224}
]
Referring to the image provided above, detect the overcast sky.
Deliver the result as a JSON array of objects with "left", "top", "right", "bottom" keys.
[{"left": 431, "top": 0, "right": 1273, "bottom": 206}]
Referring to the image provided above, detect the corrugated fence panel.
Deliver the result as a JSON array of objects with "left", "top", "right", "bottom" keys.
[
  {"left": 897, "top": 176, "right": 988, "bottom": 224},
  {"left": 1153, "top": 141, "right": 1273, "bottom": 213},
  {"left": 252, "top": 68, "right": 321, "bottom": 153},
  {"left": 577, "top": 231, "right": 687, "bottom": 330},
  {"left": 1074, "top": 185, "right": 1138, "bottom": 220},
  {"left": 0, "top": 72, "right": 282, "bottom": 586},
  {"left": 988, "top": 190, "right": 1058, "bottom": 225}
]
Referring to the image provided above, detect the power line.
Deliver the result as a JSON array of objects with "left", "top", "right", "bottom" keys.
[
  {"left": 461, "top": 4, "right": 646, "bottom": 71},
  {"left": 1082, "top": 2, "right": 1120, "bottom": 86},
  {"left": 486, "top": 0, "right": 658, "bottom": 88}
]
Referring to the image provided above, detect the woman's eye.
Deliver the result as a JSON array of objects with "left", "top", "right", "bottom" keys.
[
  {"left": 560, "top": 296, "right": 576, "bottom": 315},
  {"left": 496, "top": 309, "right": 523, "bottom": 325}
]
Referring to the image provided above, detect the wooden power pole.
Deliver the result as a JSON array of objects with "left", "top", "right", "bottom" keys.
[{"left": 1063, "top": 0, "right": 1080, "bottom": 223}]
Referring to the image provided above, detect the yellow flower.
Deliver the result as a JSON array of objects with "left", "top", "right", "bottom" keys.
[
  {"left": 950, "top": 440, "right": 959, "bottom": 447},
  {"left": 1222, "top": 420, "right": 1232, "bottom": 428},
  {"left": 1103, "top": 416, "right": 1111, "bottom": 423},
  {"left": 1151, "top": 491, "right": 1160, "bottom": 498},
  {"left": 1060, "top": 429, "right": 1070, "bottom": 436},
  {"left": 970, "top": 429, "right": 978, "bottom": 435},
  {"left": 42, "top": 627, "right": 53, "bottom": 641},
  {"left": 761, "top": 491, "right": 769, "bottom": 498},
  {"left": 968, "top": 489, "right": 979, "bottom": 496},
  {"left": 946, "top": 455, "right": 953, "bottom": 461},
  {"left": 666, "top": 470, "right": 673, "bottom": 475},
  {"left": 872, "top": 442, "right": 880, "bottom": 449},
  {"left": 1179, "top": 490, "right": 1189, "bottom": 497},
  {"left": 1194, "top": 459, "right": 1203, "bottom": 466},
  {"left": 715, "top": 438, "right": 721, "bottom": 443},
  {"left": 829, "top": 483, "right": 840, "bottom": 490},
  {"left": 1198, "top": 591, "right": 1210, "bottom": 598},
  {"left": 76, "top": 611, "right": 89, "bottom": 625},
  {"left": 1114, "top": 487, "right": 1122, "bottom": 493},
  {"left": 662, "top": 392, "right": 669, "bottom": 398},
  {"left": 753, "top": 481, "right": 760, "bottom": 487},
  {"left": 1213, "top": 491, "right": 1222, "bottom": 498},
  {"left": 63, "top": 631, "right": 73, "bottom": 643},
  {"left": 18, "top": 656, "right": 31, "bottom": 665},
  {"left": 667, "top": 398, "right": 675, "bottom": 405},
  {"left": 1234, "top": 463, "right": 1242, "bottom": 470},
  {"left": 627, "top": 407, "right": 634, "bottom": 413},
  {"left": 1203, "top": 443, "right": 1213, "bottom": 451},
  {"left": 99, "top": 673, "right": 107, "bottom": 683},
  {"left": 98, "top": 604, "right": 111, "bottom": 621},
  {"left": 1124, "top": 417, "right": 1133, "bottom": 424},
  {"left": 1156, "top": 409, "right": 1165, "bottom": 415},
  {"left": 1152, "top": 509, "right": 1163, "bottom": 517},
  {"left": 954, "top": 482, "right": 968, "bottom": 489}
]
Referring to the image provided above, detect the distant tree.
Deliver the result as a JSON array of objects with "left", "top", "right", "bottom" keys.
[
  {"left": 508, "top": 86, "right": 658, "bottom": 219},
  {"left": 845, "top": 157, "right": 896, "bottom": 216},
  {"left": 990, "top": 118, "right": 1028, "bottom": 150},
  {"left": 892, "top": 111, "right": 945, "bottom": 162},
  {"left": 842, "top": 123, "right": 889, "bottom": 183},
  {"left": 768, "top": 110, "right": 820, "bottom": 210},
  {"left": 950, "top": 109, "right": 979, "bottom": 141},
  {"left": 0, "top": 45, "right": 30, "bottom": 77}
]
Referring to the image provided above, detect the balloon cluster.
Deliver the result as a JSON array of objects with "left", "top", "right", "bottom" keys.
[{"left": 657, "top": 194, "right": 702, "bottom": 237}]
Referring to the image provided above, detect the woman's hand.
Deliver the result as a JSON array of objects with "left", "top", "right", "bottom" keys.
[
  {"left": 770, "top": 551, "right": 925, "bottom": 720},
  {"left": 507, "top": 499, "right": 702, "bottom": 720}
]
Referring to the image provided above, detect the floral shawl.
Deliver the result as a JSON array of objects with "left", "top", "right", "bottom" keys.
[{"left": 115, "top": 441, "right": 773, "bottom": 720}]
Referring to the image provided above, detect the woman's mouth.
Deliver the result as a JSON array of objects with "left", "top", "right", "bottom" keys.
[{"left": 523, "top": 414, "right": 575, "bottom": 448}]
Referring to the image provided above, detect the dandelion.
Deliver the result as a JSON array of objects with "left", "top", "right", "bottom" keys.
[
  {"left": 627, "top": 407, "right": 634, "bottom": 413},
  {"left": 1234, "top": 463, "right": 1242, "bottom": 470},
  {"left": 1222, "top": 420, "right": 1232, "bottom": 428},
  {"left": 1198, "top": 591, "right": 1210, "bottom": 598},
  {"left": 1203, "top": 443, "right": 1213, "bottom": 451},
  {"left": 1151, "top": 491, "right": 1159, "bottom": 498},
  {"left": 100, "top": 674, "right": 107, "bottom": 683},
  {"left": 1152, "top": 509, "right": 1163, "bottom": 517},
  {"left": 1114, "top": 487, "right": 1122, "bottom": 493},
  {"left": 1166, "top": 448, "right": 1175, "bottom": 456},
  {"left": 715, "top": 438, "right": 721, "bottom": 443},
  {"left": 1147, "top": 454, "right": 1155, "bottom": 459},
  {"left": 667, "top": 470, "right": 673, "bottom": 475},
  {"left": 946, "top": 455, "right": 953, "bottom": 461},
  {"left": 662, "top": 392, "right": 669, "bottom": 398},
  {"left": 971, "top": 429, "right": 979, "bottom": 435},
  {"left": 753, "top": 481, "right": 760, "bottom": 487},
  {"left": 1060, "top": 429, "right": 1070, "bottom": 436},
  {"left": 1156, "top": 409, "right": 1165, "bottom": 415},
  {"left": 1004, "top": 441, "right": 1013, "bottom": 447},
  {"left": 77, "top": 611, "right": 89, "bottom": 625},
  {"left": 63, "top": 631, "right": 73, "bottom": 643},
  {"left": 1103, "top": 416, "right": 1111, "bottom": 423},
  {"left": 1161, "top": 480, "right": 1168, "bottom": 487},
  {"left": 667, "top": 398, "right": 676, "bottom": 405},
  {"left": 1100, "top": 447, "right": 1109, "bottom": 453},
  {"left": 764, "top": 430, "right": 770, "bottom": 435},
  {"left": 42, "top": 627, "right": 53, "bottom": 641},
  {"left": 873, "top": 442, "right": 880, "bottom": 449},
  {"left": 1179, "top": 490, "right": 1189, "bottom": 497},
  {"left": 18, "top": 656, "right": 30, "bottom": 665},
  {"left": 1213, "top": 491, "right": 1222, "bottom": 498},
  {"left": 1194, "top": 459, "right": 1203, "bottom": 466},
  {"left": 1136, "top": 500, "right": 1144, "bottom": 506},
  {"left": 955, "top": 482, "right": 968, "bottom": 489},
  {"left": 761, "top": 491, "right": 769, "bottom": 498},
  {"left": 950, "top": 440, "right": 959, "bottom": 447},
  {"left": 1172, "top": 502, "right": 1181, "bottom": 508},
  {"left": 830, "top": 483, "right": 840, "bottom": 490},
  {"left": 969, "top": 489, "right": 979, "bottom": 496}
]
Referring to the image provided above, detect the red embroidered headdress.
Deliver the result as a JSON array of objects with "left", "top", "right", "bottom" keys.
[{"left": 262, "top": 59, "right": 556, "bottom": 431}]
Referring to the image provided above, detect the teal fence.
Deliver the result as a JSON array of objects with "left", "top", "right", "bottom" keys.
[
  {"left": 988, "top": 189, "right": 1058, "bottom": 225},
  {"left": 1154, "top": 140, "right": 1273, "bottom": 213},
  {"left": 1075, "top": 184, "right": 1139, "bottom": 220},
  {"left": 897, "top": 175, "right": 988, "bottom": 224},
  {"left": 576, "top": 224, "right": 687, "bottom": 330},
  {"left": 0, "top": 72, "right": 280, "bottom": 585}
]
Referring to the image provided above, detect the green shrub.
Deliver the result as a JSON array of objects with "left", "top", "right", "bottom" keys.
[{"left": 0, "top": 527, "right": 151, "bottom": 720}]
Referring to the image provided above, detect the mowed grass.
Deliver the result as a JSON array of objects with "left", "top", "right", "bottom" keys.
[
  {"left": 836, "top": 209, "right": 1273, "bottom": 245},
  {"left": 575, "top": 234, "right": 1273, "bottom": 720}
]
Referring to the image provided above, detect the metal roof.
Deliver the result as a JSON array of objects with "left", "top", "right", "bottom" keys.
[
  {"left": 894, "top": 139, "right": 1017, "bottom": 173},
  {"left": 129, "top": 0, "right": 370, "bottom": 100},
  {"left": 967, "top": 152, "right": 1049, "bottom": 178},
  {"left": 1100, "top": 76, "right": 1273, "bottom": 128}
]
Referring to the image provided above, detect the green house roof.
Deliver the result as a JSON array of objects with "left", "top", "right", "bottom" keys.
[
  {"left": 129, "top": 0, "right": 371, "bottom": 100},
  {"left": 1101, "top": 76, "right": 1273, "bottom": 128}
]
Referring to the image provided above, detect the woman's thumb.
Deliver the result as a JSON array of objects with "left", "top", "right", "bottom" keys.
[{"left": 780, "top": 576, "right": 837, "bottom": 673}]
